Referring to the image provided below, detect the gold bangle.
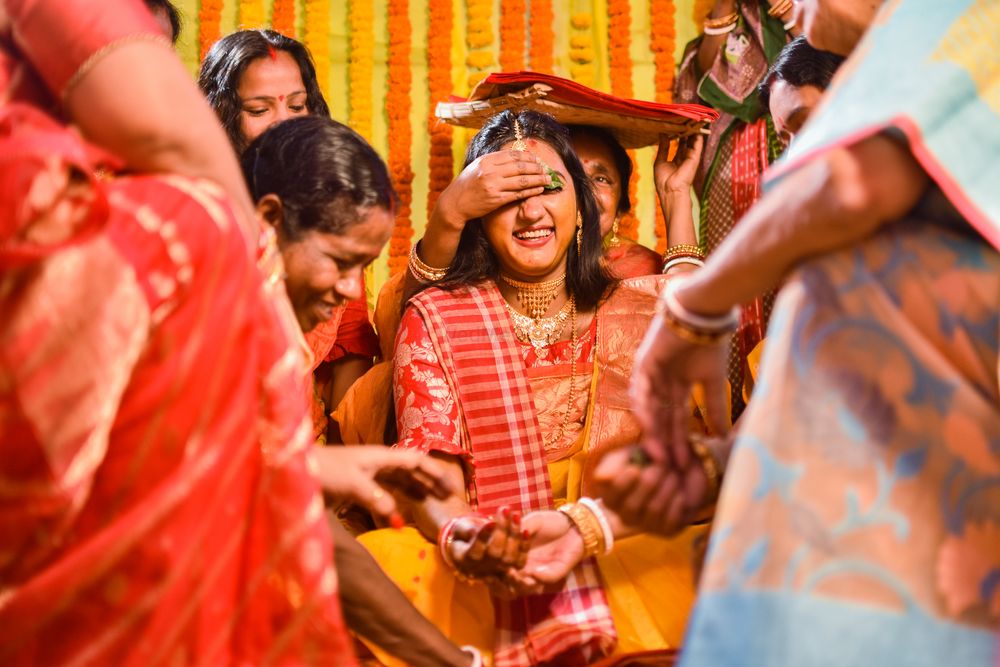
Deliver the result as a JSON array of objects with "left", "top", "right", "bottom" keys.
[
  {"left": 767, "top": 0, "right": 793, "bottom": 17},
  {"left": 663, "top": 244, "right": 706, "bottom": 263},
  {"left": 408, "top": 244, "right": 448, "bottom": 283},
  {"left": 558, "top": 503, "right": 604, "bottom": 558},
  {"left": 664, "top": 243, "right": 704, "bottom": 257},
  {"left": 662, "top": 315, "right": 729, "bottom": 346},
  {"left": 704, "top": 11, "right": 738, "bottom": 28},
  {"left": 690, "top": 434, "right": 722, "bottom": 500}
]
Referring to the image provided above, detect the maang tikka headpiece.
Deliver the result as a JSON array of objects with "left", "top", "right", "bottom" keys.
[{"left": 512, "top": 116, "right": 527, "bottom": 151}]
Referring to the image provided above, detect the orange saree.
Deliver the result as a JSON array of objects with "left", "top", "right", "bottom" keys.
[{"left": 305, "top": 285, "right": 379, "bottom": 441}]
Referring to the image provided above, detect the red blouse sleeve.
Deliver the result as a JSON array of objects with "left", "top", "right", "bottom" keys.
[
  {"left": 325, "top": 293, "right": 379, "bottom": 363},
  {"left": 5, "top": 0, "right": 163, "bottom": 97},
  {"left": 391, "top": 306, "right": 468, "bottom": 460}
]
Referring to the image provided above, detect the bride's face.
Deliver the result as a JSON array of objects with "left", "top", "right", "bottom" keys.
[{"left": 482, "top": 139, "right": 578, "bottom": 283}]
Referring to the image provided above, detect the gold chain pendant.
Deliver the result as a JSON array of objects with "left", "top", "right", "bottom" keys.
[{"left": 504, "top": 296, "right": 574, "bottom": 349}]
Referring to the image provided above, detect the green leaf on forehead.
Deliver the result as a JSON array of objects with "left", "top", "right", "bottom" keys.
[{"left": 543, "top": 165, "right": 564, "bottom": 191}]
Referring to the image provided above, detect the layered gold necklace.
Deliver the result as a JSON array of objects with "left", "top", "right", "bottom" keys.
[
  {"left": 499, "top": 271, "right": 582, "bottom": 448},
  {"left": 500, "top": 273, "right": 572, "bottom": 349}
]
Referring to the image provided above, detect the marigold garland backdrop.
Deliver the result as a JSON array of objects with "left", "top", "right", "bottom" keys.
[{"left": 175, "top": 0, "right": 705, "bottom": 295}]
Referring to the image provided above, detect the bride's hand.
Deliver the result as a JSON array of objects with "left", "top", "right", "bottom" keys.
[
  {"left": 446, "top": 507, "right": 530, "bottom": 583},
  {"left": 505, "top": 510, "right": 585, "bottom": 596}
]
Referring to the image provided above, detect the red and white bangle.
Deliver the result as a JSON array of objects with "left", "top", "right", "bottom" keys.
[
  {"left": 438, "top": 515, "right": 487, "bottom": 582},
  {"left": 438, "top": 516, "right": 463, "bottom": 571}
]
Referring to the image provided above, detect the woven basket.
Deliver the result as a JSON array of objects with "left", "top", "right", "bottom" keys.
[{"left": 435, "top": 83, "right": 711, "bottom": 148}]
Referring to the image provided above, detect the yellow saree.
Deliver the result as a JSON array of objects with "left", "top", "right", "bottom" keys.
[{"left": 360, "top": 276, "right": 708, "bottom": 665}]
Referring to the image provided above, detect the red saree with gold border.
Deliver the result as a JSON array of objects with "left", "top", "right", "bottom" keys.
[{"left": 0, "top": 1, "right": 355, "bottom": 662}]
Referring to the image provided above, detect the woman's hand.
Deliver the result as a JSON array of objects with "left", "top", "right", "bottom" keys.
[
  {"left": 432, "top": 150, "right": 552, "bottom": 231},
  {"left": 590, "top": 439, "right": 727, "bottom": 536},
  {"left": 446, "top": 507, "right": 530, "bottom": 589},
  {"left": 311, "top": 446, "right": 454, "bottom": 522},
  {"left": 630, "top": 313, "right": 730, "bottom": 469},
  {"left": 654, "top": 134, "right": 704, "bottom": 197},
  {"left": 655, "top": 135, "right": 703, "bottom": 255},
  {"left": 505, "top": 510, "right": 585, "bottom": 595}
]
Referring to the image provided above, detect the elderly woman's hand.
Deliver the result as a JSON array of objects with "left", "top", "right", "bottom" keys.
[
  {"left": 654, "top": 134, "right": 704, "bottom": 197},
  {"left": 432, "top": 150, "right": 552, "bottom": 231}
]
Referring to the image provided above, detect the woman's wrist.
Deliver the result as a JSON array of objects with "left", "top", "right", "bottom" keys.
[
  {"left": 558, "top": 500, "right": 613, "bottom": 557},
  {"left": 709, "top": 0, "right": 737, "bottom": 17},
  {"left": 437, "top": 513, "right": 489, "bottom": 581},
  {"left": 429, "top": 198, "right": 468, "bottom": 234},
  {"left": 672, "top": 270, "right": 739, "bottom": 318}
]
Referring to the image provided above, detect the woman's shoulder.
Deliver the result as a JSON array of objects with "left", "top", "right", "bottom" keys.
[
  {"left": 408, "top": 280, "right": 495, "bottom": 307},
  {"left": 604, "top": 241, "right": 662, "bottom": 279},
  {"left": 614, "top": 273, "right": 668, "bottom": 299},
  {"left": 599, "top": 274, "right": 666, "bottom": 321}
]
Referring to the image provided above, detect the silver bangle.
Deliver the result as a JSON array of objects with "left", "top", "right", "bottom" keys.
[
  {"left": 663, "top": 256, "right": 705, "bottom": 273},
  {"left": 461, "top": 645, "right": 484, "bottom": 667},
  {"left": 659, "top": 279, "right": 740, "bottom": 333}
]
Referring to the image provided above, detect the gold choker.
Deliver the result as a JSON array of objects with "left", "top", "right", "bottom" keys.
[{"left": 499, "top": 273, "right": 566, "bottom": 320}]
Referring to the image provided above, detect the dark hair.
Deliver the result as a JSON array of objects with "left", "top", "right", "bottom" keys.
[
  {"left": 198, "top": 29, "right": 330, "bottom": 154},
  {"left": 437, "top": 110, "right": 613, "bottom": 311},
  {"left": 567, "top": 124, "right": 633, "bottom": 216},
  {"left": 144, "top": 0, "right": 181, "bottom": 43},
  {"left": 241, "top": 116, "right": 396, "bottom": 240},
  {"left": 758, "top": 36, "right": 845, "bottom": 113}
]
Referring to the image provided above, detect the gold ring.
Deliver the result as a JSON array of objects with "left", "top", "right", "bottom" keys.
[
  {"left": 689, "top": 434, "right": 722, "bottom": 500},
  {"left": 628, "top": 446, "right": 653, "bottom": 468}
]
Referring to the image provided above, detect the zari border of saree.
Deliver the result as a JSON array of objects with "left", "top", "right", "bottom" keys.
[{"left": 62, "top": 33, "right": 172, "bottom": 100}]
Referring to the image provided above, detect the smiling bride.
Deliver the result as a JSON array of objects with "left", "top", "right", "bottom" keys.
[{"left": 358, "top": 111, "right": 712, "bottom": 667}]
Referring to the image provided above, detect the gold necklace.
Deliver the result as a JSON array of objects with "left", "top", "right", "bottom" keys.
[
  {"left": 499, "top": 273, "right": 566, "bottom": 320},
  {"left": 545, "top": 300, "right": 579, "bottom": 449},
  {"left": 504, "top": 296, "right": 574, "bottom": 349}
]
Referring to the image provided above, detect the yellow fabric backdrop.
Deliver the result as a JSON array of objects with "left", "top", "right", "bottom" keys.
[{"left": 174, "top": 0, "right": 703, "bottom": 296}]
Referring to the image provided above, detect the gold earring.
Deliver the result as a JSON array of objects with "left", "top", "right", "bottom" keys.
[
  {"left": 610, "top": 216, "right": 621, "bottom": 247},
  {"left": 576, "top": 216, "right": 583, "bottom": 259}
]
